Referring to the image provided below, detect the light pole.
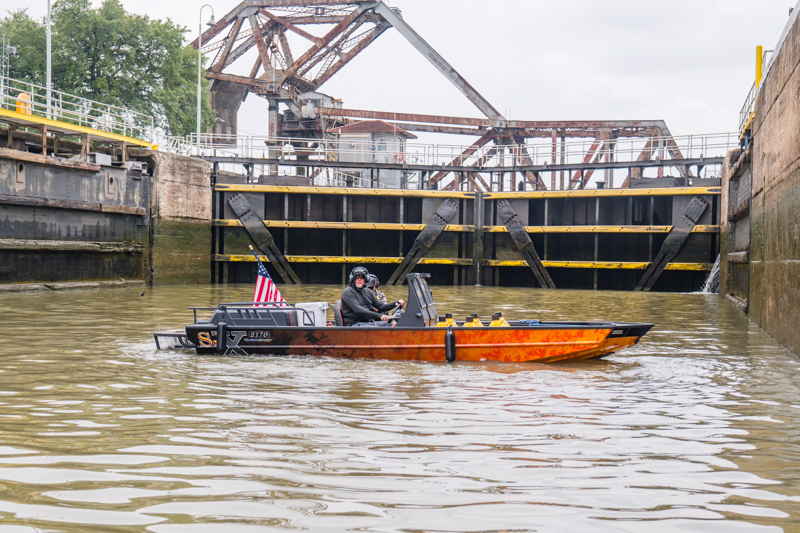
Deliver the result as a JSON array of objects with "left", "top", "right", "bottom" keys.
[
  {"left": 46, "top": 0, "right": 51, "bottom": 119},
  {"left": 197, "top": 4, "right": 215, "bottom": 152}
]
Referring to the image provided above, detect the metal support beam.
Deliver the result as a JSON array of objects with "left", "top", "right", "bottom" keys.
[
  {"left": 387, "top": 198, "right": 459, "bottom": 285},
  {"left": 473, "top": 190, "right": 484, "bottom": 285},
  {"left": 496, "top": 199, "right": 555, "bottom": 289},
  {"left": 551, "top": 128, "right": 557, "bottom": 190},
  {"left": 570, "top": 133, "right": 610, "bottom": 189},
  {"left": 662, "top": 128, "right": 690, "bottom": 178},
  {"left": 211, "top": 17, "right": 245, "bottom": 73},
  {"left": 316, "top": 107, "right": 671, "bottom": 133},
  {"left": 578, "top": 139, "right": 613, "bottom": 189},
  {"left": 442, "top": 150, "right": 498, "bottom": 190},
  {"left": 227, "top": 193, "right": 301, "bottom": 284},
  {"left": 223, "top": 35, "right": 257, "bottom": 69},
  {"left": 506, "top": 136, "right": 547, "bottom": 190},
  {"left": 277, "top": 29, "right": 294, "bottom": 65},
  {"left": 190, "top": 0, "right": 359, "bottom": 48},
  {"left": 622, "top": 136, "right": 656, "bottom": 186},
  {"left": 282, "top": 4, "right": 369, "bottom": 80},
  {"left": 312, "top": 21, "right": 390, "bottom": 88},
  {"left": 259, "top": 9, "right": 322, "bottom": 43},
  {"left": 372, "top": 2, "right": 505, "bottom": 125},
  {"left": 249, "top": 15, "right": 277, "bottom": 79},
  {"left": 430, "top": 130, "right": 494, "bottom": 186},
  {"left": 634, "top": 196, "right": 709, "bottom": 291}
]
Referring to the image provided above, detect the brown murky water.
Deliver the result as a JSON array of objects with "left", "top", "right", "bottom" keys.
[{"left": 0, "top": 284, "right": 798, "bottom": 532}]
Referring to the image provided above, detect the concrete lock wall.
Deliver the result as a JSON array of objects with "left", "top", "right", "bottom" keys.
[
  {"left": 721, "top": 12, "right": 800, "bottom": 355},
  {"left": 0, "top": 143, "right": 212, "bottom": 289},
  {"left": 0, "top": 150, "right": 149, "bottom": 288},
  {"left": 131, "top": 150, "right": 212, "bottom": 285}
]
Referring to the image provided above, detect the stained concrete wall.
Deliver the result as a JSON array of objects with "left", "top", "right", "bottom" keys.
[
  {"left": 0, "top": 131, "right": 213, "bottom": 288},
  {"left": 719, "top": 149, "right": 741, "bottom": 306},
  {"left": 0, "top": 150, "right": 149, "bottom": 285},
  {"left": 722, "top": 11, "right": 800, "bottom": 355},
  {"left": 131, "top": 150, "right": 212, "bottom": 285}
]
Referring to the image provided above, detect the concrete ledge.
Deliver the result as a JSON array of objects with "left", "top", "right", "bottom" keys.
[
  {"left": 0, "top": 193, "right": 146, "bottom": 216},
  {"left": 0, "top": 280, "right": 145, "bottom": 292},
  {"left": 0, "top": 148, "right": 101, "bottom": 172},
  {"left": 0, "top": 239, "right": 144, "bottom": 252}
]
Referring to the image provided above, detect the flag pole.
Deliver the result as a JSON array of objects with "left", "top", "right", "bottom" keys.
[
  {"left": 249, "top": 245, "right": 286, "bottom": 307},
  {"left": 249, "top": 245, "right": 264, "bottom": 306},
  {"left": 249, "top": 245, "right": 265, "bottom": 269}
]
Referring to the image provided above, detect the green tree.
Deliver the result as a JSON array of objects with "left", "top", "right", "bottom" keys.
[
  {"left": 0, "top": 10, "right": 46, "bottom": 85},
  {"left": 0, "top": 0, "right": 213, "bottom": 137}
]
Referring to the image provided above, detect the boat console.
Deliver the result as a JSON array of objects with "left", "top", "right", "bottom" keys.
[{"left": 395, "top": 273, "right": 438, "bottom": 327}]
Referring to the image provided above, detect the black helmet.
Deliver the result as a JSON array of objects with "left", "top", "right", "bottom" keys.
[
  {"left": 366, "top": 274, "right": 379, "bottom": 289},
  {"left": 349, "top": 266, "right": 369, "bottom": 286}
]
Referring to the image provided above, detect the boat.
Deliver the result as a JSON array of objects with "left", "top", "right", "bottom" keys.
[{"left": 154, "top": 273, "right": 653, "bottom": 363}]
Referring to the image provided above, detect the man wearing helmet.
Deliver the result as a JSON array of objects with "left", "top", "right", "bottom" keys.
[
  {"left": 367, "top": 274, "right": 405, "bottom": 321},
  {"left": 366, "top": 274, "right": 387, "bottom": 304},
  {"left": 341, "top": 267, "right": 404, "bottom": 326}
]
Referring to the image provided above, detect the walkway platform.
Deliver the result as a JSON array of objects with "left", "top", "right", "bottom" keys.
[
  {"left": 0, "top": 75, "right": 154, "bottom": 151},
  {"left": 0, "top": 108, "right": 153, "bottom": 148}
]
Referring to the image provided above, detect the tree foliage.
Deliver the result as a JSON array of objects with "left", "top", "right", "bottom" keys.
[
  {"left": 0, "top": 10, "right": 47, "bottom": 86},
  {"left": 0, "top": 0, "right": 213, "bottom": 137}
]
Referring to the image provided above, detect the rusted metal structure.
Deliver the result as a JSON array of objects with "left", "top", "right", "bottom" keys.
[{"left": 192, "top": 1, "right": 688, "bottom": 191}]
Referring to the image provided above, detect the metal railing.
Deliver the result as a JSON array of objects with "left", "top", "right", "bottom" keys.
[
  {"left": 189, "top": 132, "right": 737, "bottom": 166},
  {"left": 191, "top": 131, "right": 737, "bottom": 190},
  {"left": 0, "top": 75, "right": 154, "bottom": 142},
  {"left": 739, "top": 47, "right": 775, "bottom": 136},
  {"left": 739, "top": 82, "right": 756, "bottom": 134},
  {"left": 154, "top": 133, "right": 195, "bottom": 155}
]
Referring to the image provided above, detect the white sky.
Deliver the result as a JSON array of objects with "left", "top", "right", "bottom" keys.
[{"left": 4, "top": 1, "right": 796, "bottom": 138}]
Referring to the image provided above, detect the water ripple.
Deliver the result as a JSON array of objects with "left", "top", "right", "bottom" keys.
[{"left": 0, "top": 285, "right": 796, "bottom": 531}]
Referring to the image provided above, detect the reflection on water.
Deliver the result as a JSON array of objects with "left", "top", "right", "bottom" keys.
[{"left": 0, "top": 284, "right": 799, "bottom": 532}]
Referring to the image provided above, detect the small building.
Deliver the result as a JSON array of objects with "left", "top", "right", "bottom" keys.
[
  {"left": 299, "top": 91, "right": 342, "bottom": 111},
  {"left": 327, "top": 120, "right": 417, "bottom": 188}
]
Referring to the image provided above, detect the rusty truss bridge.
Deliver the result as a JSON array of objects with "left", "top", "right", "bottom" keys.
[{"left": 193, "top": 1, "right": 726, "bottom": 191}]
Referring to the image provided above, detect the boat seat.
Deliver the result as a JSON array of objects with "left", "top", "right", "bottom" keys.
[
  {"left": 333, "top": 300, "right": 344, "bottom": 327},
  {"left": 273, "top": 310, "right": 298, "bottom": 326}
]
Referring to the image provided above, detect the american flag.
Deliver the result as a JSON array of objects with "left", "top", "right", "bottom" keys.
[{"left": 250, "top": 247, "right": 286, "bottom": 306}]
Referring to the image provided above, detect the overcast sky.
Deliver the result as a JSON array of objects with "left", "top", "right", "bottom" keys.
[{"left": 4, "top": 1, "right": 797, "bottom": 139}]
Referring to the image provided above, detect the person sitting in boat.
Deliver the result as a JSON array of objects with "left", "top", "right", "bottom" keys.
[
  {"left": 367, "top": 274, "right": 404, "bottom": 320},
  {"left": 341, "top": 267, "right": 404, "bottom": 326},
  {"left": 366, "top": 274, "right": 388, "bottom": 304}
]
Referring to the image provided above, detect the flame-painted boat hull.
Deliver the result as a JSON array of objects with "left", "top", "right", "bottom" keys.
[
  {"left": 184, "top": 322, "right": 652, "bottom": 363},
  {"left": 166, "top": 274, "right": 654, "bottom": 363}
]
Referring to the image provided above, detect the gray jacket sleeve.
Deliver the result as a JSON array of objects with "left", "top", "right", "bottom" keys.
[
  {"left": 342, "top": 287, "right": 383, "bottom": 321},
  {"left": 372, "top": 293, "right": 397, "bottom": 314},
  {"left": 371, "top": 291, "right": 397, "bottom": 313}
]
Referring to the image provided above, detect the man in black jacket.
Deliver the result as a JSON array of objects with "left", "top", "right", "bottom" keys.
[{"left": 341, "top": 267, "right": 404, "bottom": 326}]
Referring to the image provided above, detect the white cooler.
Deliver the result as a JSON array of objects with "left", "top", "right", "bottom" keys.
[{"left": 295, "top": 302, "right": 329, "bottom": 327}]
